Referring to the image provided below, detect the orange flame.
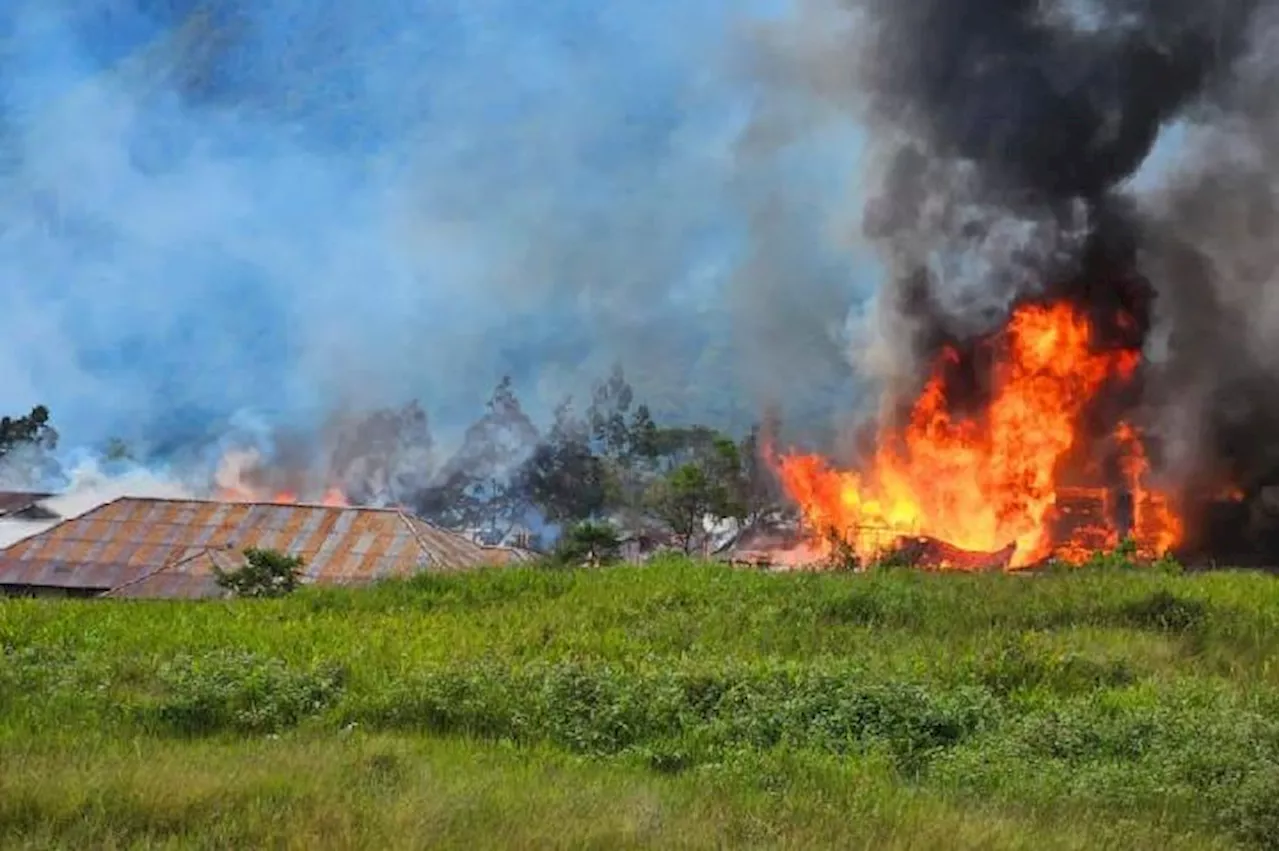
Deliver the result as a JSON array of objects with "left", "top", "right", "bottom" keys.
[
  {"left": 1113, "top": 423, "right": 1182, "bottom": 556},
  {"left": 212, "top": 450, "right": 349, "bottom": 507},
  {"left": 775, "top": 302, "right": 1182, "bottom": 568},
  {"left": 217, "top": 483, "right": 350, "bottom": 504},
  {"left": 216, "top": 485, "right": 349, "bottom": 507},
  {"left": 1213, "top": 485, "right": 1246, "bottom": 502}
]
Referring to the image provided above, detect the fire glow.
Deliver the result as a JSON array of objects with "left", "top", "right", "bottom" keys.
[
  {"left": 216, "top": 483, "right": 349, "bottom": 507},
  {"left": 774, "top": 301, "right": 1183, "bottom": 569},
  {"left": 213, "top": 448, "right": 350, "bottom": 507}
]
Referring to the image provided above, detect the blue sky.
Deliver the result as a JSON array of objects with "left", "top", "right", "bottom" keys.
[{"left": 0, "top": 0, "right": 876, "bottom": 463}]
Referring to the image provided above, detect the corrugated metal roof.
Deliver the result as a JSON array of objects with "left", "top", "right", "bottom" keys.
[
  {"left": 0, "top": 497, "right": 510, "bottom": 598},
  {"left": 484, "top": 546, "right": 541, "bottom": 564},
  {"left": 0, "top": 491, "right": 55, "bottom": 518}
]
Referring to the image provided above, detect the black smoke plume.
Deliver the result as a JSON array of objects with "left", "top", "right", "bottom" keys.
[{"left": 752, "top": 0, "right": 1277, "bottom": 557}]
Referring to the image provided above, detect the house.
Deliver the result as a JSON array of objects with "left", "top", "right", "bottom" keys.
[
  {"left": 0, "top": 491, "right": 59, "bottom": 521},
  {"left": 0, "top": 496, "right": 519, "bottom": 599},
  {"left": 617, "top": 525, "right": 677, "bottom": 563},
  {"left": 0, "top": 491, "right": 63, "bottom": 552},
  {"left": 463, "top": 523, "right": 543, "bottom": 552}
]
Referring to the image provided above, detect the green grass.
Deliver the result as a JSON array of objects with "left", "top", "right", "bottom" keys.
[{"left": 1, "top": 558, "right": 1275, "bottom": 850}]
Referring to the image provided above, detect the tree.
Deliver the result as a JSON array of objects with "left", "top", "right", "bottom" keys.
[
  {"left": 555, "top": 520, "right": 622, "bottom": 566},
  {"left": 579, "top": 366, "right": 655, "bottom": 514},
  {"left": 328, "top": 401, "right": 434, "bottom": 506},
  {"left": 103, "top": 437, "right": 134, "bottom": 462},
  {"left": 414, "top": 377, "right": 540, "bottom": 535},
  {"left": 648, "top": 425, "right": 722, "bottom": 470},
  {"left": 627, "top": 403, "right": 659, "bottom": 463},
  {"left": 587, "top": 363, "right": 635, "bottom": 460},
  {"left": 517, "top": 398, "right": 610, "bottom": 524},
  {"left": 213, "top": 548, "right": 304, "bottom": 598},
  {"left": 648, "top": 464, "right": 717, "bottom": 554},
  {"left": 0, "top": 405, "right": 61, "bottom": 487},
  {"left": 646, "top": 432, "right": 749, "bottom": 553},
  {"left": 0, "top": 405, "right": 58, "bottom": 461}
]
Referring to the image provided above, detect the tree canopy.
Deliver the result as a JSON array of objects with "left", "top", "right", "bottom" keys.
[
  {"left": 0, "top": 405, "right": 61, "bottom": 487},
  {"left": 0, "top": 405, "right": 58, "bottom": 462},
  {"left": 395, "top": 365, "right": 778, "bottom": 554}
]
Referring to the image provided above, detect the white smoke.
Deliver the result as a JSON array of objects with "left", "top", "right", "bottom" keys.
[{"left": 0, "top": 459, "right": 194, "bottom": 548}]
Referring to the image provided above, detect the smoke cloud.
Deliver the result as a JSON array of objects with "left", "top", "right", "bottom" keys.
[
  {"left": 1, "top": 0, "right": 874, "bottom": 480},
  {"left": 0, "top": 457, "right": 194, "bottom": 547},
  {"left": 2, "top": 0, "right": 1273, "bottom": 549},
  {"left": 748, "top": 0, "right": 1277, "bottom": 524},
  {"left": 1135, "top": 8, "right": 1279, "bottom": 500}
]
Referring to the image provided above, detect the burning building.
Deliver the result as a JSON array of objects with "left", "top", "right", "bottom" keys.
[
  {"left": 0, "top": 496, "right": 519, "bottom": 599},
  {"left": 0, "top": 430, "right": 539, "bottom": 598},
  {"left": 773, "top": 296, "right": 1185, "bottom": 568},
  {"left": 758, "top": 0, "right": 1277, "bottom": 569},
  {"left": 213, "top": 447, "right": 351, "bottom": 508}
]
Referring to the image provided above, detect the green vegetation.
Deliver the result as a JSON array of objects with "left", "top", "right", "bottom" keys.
[
  {"left": 0, "top": 404, "right": 58, "bottom": 470},
  {"left": 1, "top": 559, "right": 1275, "bottom": 849},
  {"left": 409, "top": 366, "right": 776, "bottom": 548},
  {"left": 554, "top": 521, "right": 624, "bottom": 566},
  {"left": 0, "top": 405, "right": 57, "bottom": 457},
  {"left": 213, "top": 548, "right": 306, "bottom": 598}
]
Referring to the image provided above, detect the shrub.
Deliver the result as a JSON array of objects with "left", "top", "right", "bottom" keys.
[
  {"left": 214, "top": 548, "right": 305, "bottom": 598},
  {"left": 1222, "top": 766, "right": 1279, "bottom": 849},
  {"left": 819, "top": 591, "right": 885, "bottom": 625},
  {"left": 345, "top": 662, "right": 997, "bottom": 774},
  {"left": 969, "top": 635, "right": 1135, "bottom": 697},
  {"left": 143, "top": 651, "right": 346, "bottom": 735},
  {"left": 1116, "top": 590, "right": 1208, "bottom": 632}
]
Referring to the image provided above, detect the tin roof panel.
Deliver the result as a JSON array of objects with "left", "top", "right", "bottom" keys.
[
  {"left": 0, "top": 497, "right": 501, "bottom": 598},
  {"left": 0, "top": 491, "right": 54, "bottom": 516}
]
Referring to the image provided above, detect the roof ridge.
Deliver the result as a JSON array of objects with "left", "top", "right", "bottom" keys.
[
  {"left": 101, "top": 544, "right": 224, "bottom": 598},
  {"left": 396, "top": 510, "right": 492, "bottom": 563},
  {"left": 90, "top": 495, "right": 409, "bottom": 512},
  {"left": 395, "top": 509, "right": 446, "bottom": 566},
  {"left": 399, "top": 508, "right": 455, "bottom": 534},
  {"left": 0, "top": 494, "right": 139, "bottom": 547},
  {"left": 41, "top": 494, "right": 128, "bottom": 527}
]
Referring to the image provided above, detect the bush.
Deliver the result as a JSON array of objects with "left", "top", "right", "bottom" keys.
[
  {"left": 344, "top": 662, "right": 998, "bottom": 774},
  {"left": 143, "top": 651, "right": 346, "bottom": 735},
  {"left": 1116, "top": 590, "right": 1208, "bottom": 632},
  {"left": 968, "top": 635, "right": 1135, "bottom": 697},
  {"left": 214, "top": 548, "right": 305, "bottom": 598},
  {"left": 1222, "top": 766, "right": 1279, "bottom": 849},
  {"left": 820, "top": 591, "right": 885, "bottom": 625}
]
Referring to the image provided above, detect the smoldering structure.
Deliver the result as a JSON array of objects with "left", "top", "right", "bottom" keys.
[
  {"left": 210, "top": 403, "right": 437, "bottom": 508},
  {"left": 760, "top": 0, "right": 1277, "bottom": 564}
]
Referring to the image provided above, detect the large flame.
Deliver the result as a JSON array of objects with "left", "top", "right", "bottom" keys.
[{"left": 774, "top": 301, "right": 1182, "bottom": 568}]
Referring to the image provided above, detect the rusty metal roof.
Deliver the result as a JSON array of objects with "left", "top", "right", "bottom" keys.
[
  {"left": 0, "top": 497, "right": 511, "bottom": 598},
  {"left": 483, "top": 545, "right": 541, "bottom": 564},
  {"left": 0, "top": 491, "right": 55, "bottom": 518}
]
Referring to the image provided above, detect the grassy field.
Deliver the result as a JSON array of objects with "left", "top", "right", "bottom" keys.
[{"left": 0, "top": 559, "right": 1275, "bottom": 850}]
